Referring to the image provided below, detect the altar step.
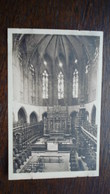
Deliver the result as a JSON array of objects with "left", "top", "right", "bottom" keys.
[{"left": 49, "top": 131, "right": 64, "bottom": 136}]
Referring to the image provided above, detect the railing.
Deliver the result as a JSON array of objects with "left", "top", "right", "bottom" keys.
[
  {"left": 82, "top": 121, "right": 97, "bottom": 138},
  {"left": 77, "top": 127, "right": 97, "bottom": 170}
]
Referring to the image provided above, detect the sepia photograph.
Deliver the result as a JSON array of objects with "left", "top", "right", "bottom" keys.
[{"left": 8, "top": 29, "right": 103, "bottom": 180}]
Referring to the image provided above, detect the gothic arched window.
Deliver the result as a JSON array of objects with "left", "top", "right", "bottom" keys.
[
  {"left": 29, "top": 64, "right": 35, "bottom": 104},
  {"left": 58, "top": 72, "right": 64, "bottom": 99},
  {"left": 42, "top": 70, "right": 48, "bottom": 99},
  {"left": 30, "top": 64, "right": 35, "bottom": 76},
  {"left": 73, "top": 69, "right": 78, "bottom": 98}
]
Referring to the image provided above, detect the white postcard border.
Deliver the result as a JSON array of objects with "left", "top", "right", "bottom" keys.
[{"left": 8, "top": 28, "right": 103, "bottom": 180}]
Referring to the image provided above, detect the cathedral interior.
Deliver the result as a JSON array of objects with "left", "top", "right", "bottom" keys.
[{"left": 12, "top": 33, "right": 99, "bottom": 173}]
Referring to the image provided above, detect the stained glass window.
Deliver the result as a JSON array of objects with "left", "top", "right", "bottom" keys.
[
  {"left": 42, "top": 70, "right": 48, "bottom": 99},
  {"left": 73, "top": 69, "right": 78, "bottom": 98},
  {"left": 58, "top": 72, "right": 64, "bottom": 99},
  {"left": 30, "top": 64, "right": 35, "bottom": 76}
]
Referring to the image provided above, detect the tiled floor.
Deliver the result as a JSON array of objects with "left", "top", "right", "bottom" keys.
[{"left": 19, "top": 152, "right": 70, "bottom": 173}]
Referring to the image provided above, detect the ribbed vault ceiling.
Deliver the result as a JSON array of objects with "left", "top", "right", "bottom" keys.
[{"left": 14, "top": 34, "right": 99, "bottom": 67}]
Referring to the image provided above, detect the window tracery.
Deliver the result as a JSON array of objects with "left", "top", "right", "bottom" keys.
[
  {"left": 58, "top": 72, "right": 64, "bottom": 99},
  {"left": 42, "top": 70, "right": 48, "bottom": 99},
  {"left": 73, "top": 69, "right": 78, "bottom": 98}
]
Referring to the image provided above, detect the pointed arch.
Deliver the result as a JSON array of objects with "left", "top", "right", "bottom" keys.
[
  {"left": 42, "top": 112, "right": 47, "bottom": 120},
  {"left": 42, "top": 70, "right": 48, "bottom": 99},
  {"left": 30, "top": 111, "right": 38, "bottom": 124},
  {"left": 58, "top": 71, "right": 64, "bottom": 99},
  {"left": 18, "top": 107, "right": 27, "bottom": 124},
  {"left": 85, "top": 111, "right": 89, "bottom": 121},
  {"left": 73, "top": 69, "right": 78, "bottom": 98}
]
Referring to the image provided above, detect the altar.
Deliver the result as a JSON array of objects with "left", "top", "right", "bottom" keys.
[
  {"left": 47, "top": 142, "right": 58, "bottom": 151},
  {"left": 44, "top": 106, "right": 71, "bottom": 135}
]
